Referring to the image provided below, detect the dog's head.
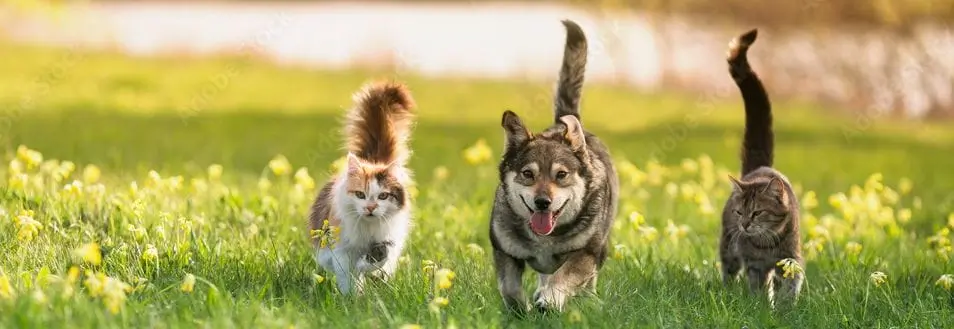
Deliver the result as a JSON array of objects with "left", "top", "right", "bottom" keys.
[{"left": 498, "top": 111, "right": 590, "bottom": 236}]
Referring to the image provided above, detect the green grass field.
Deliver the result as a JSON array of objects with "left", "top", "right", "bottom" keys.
[{"left": 0, "top": 43, "right": 953, "bottom": 328}]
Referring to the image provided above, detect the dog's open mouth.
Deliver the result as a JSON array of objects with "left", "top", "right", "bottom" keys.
[{"left": 521, "top": 197, "right": 568, "bottom": 236}]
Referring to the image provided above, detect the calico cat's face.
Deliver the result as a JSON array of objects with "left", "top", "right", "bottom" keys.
[
  {"left": 727, "top": 177, "right": 792, "bottom": 239},
  {"left": 344, "top": 154, "right": 407, "bottom": 219}
]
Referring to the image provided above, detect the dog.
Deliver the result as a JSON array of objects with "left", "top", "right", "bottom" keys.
[{"left": 489, "top": 19, "right": 619, "bottom": 313}]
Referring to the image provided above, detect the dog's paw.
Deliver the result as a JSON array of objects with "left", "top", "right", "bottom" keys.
[{"left": 532, "top": 287, "right": 566, "bottom": 313}]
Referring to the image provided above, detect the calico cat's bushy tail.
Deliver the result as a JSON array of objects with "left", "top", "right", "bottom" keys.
[
  {"left": 727, "top": 29, "right": 773, "bottom": 176},
  {"left": 345, "top": 81, "right": 416, "bottom": 166},
  {"left": 554, "top": 20, "right": 588, "bottom": 123}
]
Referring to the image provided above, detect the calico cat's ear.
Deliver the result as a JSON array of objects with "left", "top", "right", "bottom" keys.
[
  {"left": 346, "top": 153, "right": 362, "bottom": 175},
  {"left": 762, "top": 177, "right": 789, "bottom": 206},
  {"left": 728, "top": 175, "right": 743, "bottom": 192}
]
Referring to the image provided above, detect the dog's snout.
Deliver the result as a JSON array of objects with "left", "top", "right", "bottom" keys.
[{"left": 533, "top": 196, "right": 552, "bottom": 210}]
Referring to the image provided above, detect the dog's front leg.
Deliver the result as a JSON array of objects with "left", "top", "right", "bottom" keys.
[
  {"left": 494, "top": 248, "right": 527, "bottom": 313},
  {"left": 533, "top": 250, "right": 598, "bottom": 312}
]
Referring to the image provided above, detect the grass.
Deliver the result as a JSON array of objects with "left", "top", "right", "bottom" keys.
[{"left": 0, "top": 43, "right": 953, "bottom": 328}]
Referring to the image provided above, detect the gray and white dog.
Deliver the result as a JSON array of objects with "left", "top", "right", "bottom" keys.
[{"left": 489, "top": 19, "right": 619, "bottom": 313}]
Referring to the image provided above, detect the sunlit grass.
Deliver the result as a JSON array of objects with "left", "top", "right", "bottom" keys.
[{"left": 0, "top": 44, "right": 952, "bottom": 328}]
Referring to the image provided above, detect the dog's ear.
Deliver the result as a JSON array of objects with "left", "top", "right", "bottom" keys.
[
  {"left": 558, "top": 115, "right": 586, "bottom": 151},
  {"left": 501, "top": 110, "right": 531, "bottom": 151}
]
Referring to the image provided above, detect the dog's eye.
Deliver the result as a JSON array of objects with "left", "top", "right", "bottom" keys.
[
  {"left": 377, "top": 192, "right": 389, "bottom": 200},
  {"left": 354, "top": 191, "right": 366, "bottom": 199},
  {"left": 555, "top": 171, "right": 568, "bottom": 180},
  {"left": 521, "top": 170, "right": 534, "bottom": 179}
]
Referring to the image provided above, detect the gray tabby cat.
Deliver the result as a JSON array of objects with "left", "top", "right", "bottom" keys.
[{"left": 719, "top": 29, "right": 804, "bottom": 305}]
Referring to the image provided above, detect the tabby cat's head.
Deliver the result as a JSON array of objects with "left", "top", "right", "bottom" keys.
[{"left": 726, "top": 176, "right": 793, "bottom": 238}]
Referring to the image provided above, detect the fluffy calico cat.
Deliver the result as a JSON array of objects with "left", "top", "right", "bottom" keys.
[
  {"left": 309, "top": 81, "right": 415, "bottom": 295},
  {"left": 720, "top": 29, "right": 804, "bottom": 305}
]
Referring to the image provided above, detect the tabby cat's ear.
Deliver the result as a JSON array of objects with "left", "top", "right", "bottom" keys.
[
  {"left": 762, "top": 177, "right": 790, "bottom": 206},
  {"left": 728, "top": 175, "right": 743, "bottom": 192}
]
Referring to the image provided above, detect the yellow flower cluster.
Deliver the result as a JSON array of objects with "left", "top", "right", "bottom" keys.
[
  {"left": 14, "top": 209, "right": 43, "bottom": 242},
  {"left": 869, "top": 271, "right": 888, "bottom": 287},
  {"left": 84, "top": 271, "right": 134, "bottom": 314},
  {"left": 776, "top": 258, "right": 803, "bottom": 279},
  {"left": 310, "top": 219, "right": 341, "bottom": 249},
  {"left": 463, "top": 139, "right": 492, "bottom": 165}
]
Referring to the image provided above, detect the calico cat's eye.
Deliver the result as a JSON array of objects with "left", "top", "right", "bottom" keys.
[
  {"left": 521, "top": 170, "right": 534, "bottom": 179},
  {"left": 555, "top": 171, "right": 569, "bottom": 180},
  {"left": 354, "top": 191, "right": 366, "bottom": 199},
  {"left": 377, "top": 192, "right": 390, "bottom": 200}
]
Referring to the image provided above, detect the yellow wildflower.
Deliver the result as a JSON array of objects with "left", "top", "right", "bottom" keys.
[
  {"left": 268, "top": 155, "right": 292, "bottom": 176},
  {"left": 313, "top": 273, "right": 325, "bottom": 284},
  {"left": 776, "top": 258, "right": 803, "bottom": 279},
  {"left": 664, "top": 182, "right": 678, "bottom": 198},
  {"left": 9, "top": 173, "right": 28, "bottom": 190},
  {"left": 665, "top": 220, "right": 689, "bottom": 242},
  {"left": 62, "top": 266, "right": 79, "bottom": 299},
  {"left": 433, "top": 166, "right": 449, "bottom": 181},
  {"left": 680, "top": 158, "right": 699, "bottom": 173},
  {"left": 16, "top": 145, "right": 43, "bottom": 169},
  {"left": 463, "top": 139, "right": 492, "bottom": 165},
  {"left": 294, "top": 168, "right": 315, "bottom": 190},
  {"left": 399, "top": 325, "right": 423, "bottom": 329},
  {"left": 83, "top": 165, "right": 101, "bottom": 184},
  {"left": 180, "top": 273, "right": 196, "bottom": 293},
  {"left": 638, "top": 226, "right": 659, "bottom": 243},
  {"left": 0, "top": 269, "right": 14, "bottom": 300},
  {"left": 84, "top": 271, "right": 106, "bottom": 297},
  {"left": 629, "top": 211, "right": 646, "bottom": 226},
  {"left": 865, "top": 173, "right": 884, "bottom": 192},
  {"left": 948, "top": 213, "right": 954, "bottom": 228},
  {"left": 74, "top": 242, "right": 102, "bottom": 266},
  {"left": 147, "top": 170, "right": 163, "bottom": 187},
  {"left": 612, "top": 244, "right": 628, "bottom": 259},
  {"left": 421, "top": 260, "right": 437, "bottom": 274},
  {"left": 897, "top": 208, "right": 912, "bottom": 223},
  {"left": 465, "top": 243, "right": 484, "bottom": 255},
  {"left": 829, "top": 193, "right": 847, "bottom": 209},
  {"left": 101, "top": 276, "right": 133, "bottom": 314},
  {"left": 141, "top": 244, "right": 159, "bottom": 262},
  {"left": 63, "top": 180, "right": 84, "bottom": 196},
  {"left": 881, "top": 187, "right": 899, "bottom": 205},
  {"left": 207, "top": 164, "right": 224, "bottom": 181},
  {"left": 8, "top": 159, "right": 24, "bottom": 175},
  {"left": 435, "top": 268, "right": 456, "bottom": 290},
  {"left": 898, "top": 177, "right": 913, "bottom": 195},
  {"left": 844, "top": 241, "right": 863, "bottom": 256},
  {"left": 14, "top": 211, "right": 43, "bottom": 242},
  {"left": 869, "top": 271, "right": 887, "bottom": 287},
  {"left": 258, "top": 177, "right": 272, "bottom": 191},
  {"left": 936, "top": 274, "right": 954, "bottom": 291},
  {"left": 430, "top": 296, "right": 449, "bottom": 308},
  {"left": 802, "top": 191, "right": 818, "bottom": 210}
]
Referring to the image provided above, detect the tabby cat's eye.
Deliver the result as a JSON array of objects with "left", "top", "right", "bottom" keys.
[
  {"left": 734, "top": 210, "right": 743, "bottom": 216},
  {"left": 377, "top": 192, "right": 389, "bottom": 200},
  {"left": 752, "top": 210, "right": 765, "bottom": 217},
  {"left": 521, "top": 170, "right": 534, "bottom": 179},
  {"left": 555, "top": 171, "right": 569, "bottom": 180},
  {"left": 355, "top": 191, "right": 366, "bottom": 199}
]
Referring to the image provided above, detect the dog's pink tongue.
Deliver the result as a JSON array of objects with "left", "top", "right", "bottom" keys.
[{"left": 530, "top": 212, "right": 555, "bottom": 235}]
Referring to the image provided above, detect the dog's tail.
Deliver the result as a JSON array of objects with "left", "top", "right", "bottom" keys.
[
  {"left": 727, "top": 29, "right": 773, "bottom": 176},
  {"left": 554, "top": 19, "right": 588, "bottom": 123},
  {"left": 344, "top": 81, "right": 416, "bottom": 165}
]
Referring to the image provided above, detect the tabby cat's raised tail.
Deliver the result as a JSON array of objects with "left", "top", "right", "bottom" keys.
[{"left": 727, "top": 29, "right": 773, "bottom": 176}]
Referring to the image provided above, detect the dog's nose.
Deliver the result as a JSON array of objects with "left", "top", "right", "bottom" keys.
[{"left": 533, "top": 196, "right": 551, "bottom": 210}]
